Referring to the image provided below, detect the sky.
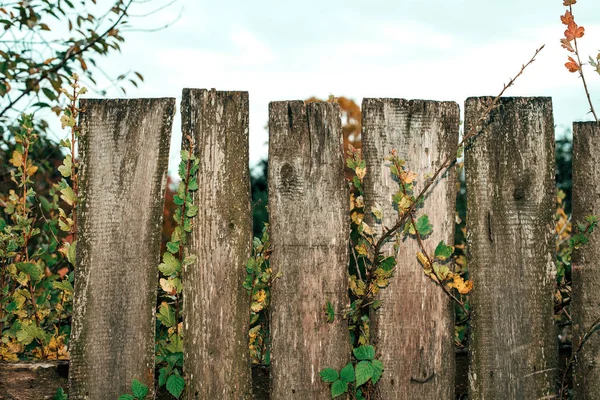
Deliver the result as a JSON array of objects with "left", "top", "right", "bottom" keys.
[{"left": 91, "top": 0, "right": 600, "bottom": 175}]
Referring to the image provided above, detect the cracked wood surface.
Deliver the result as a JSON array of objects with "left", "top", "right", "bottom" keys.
[
  {"left": 362, "top": 98, "right": 459, "bottom": 400},
  {"left": 181, "top": 89, "right": 252, "bottom": 399},
  {"left": 69, "top": 98, "right": 174, "bottom": 399},
  {"left": 465, "top": 97, "right": 557, "bottom": 400},
  {"left": 268, "top": 101, "right": 350, "bottom": 399},
  {"left": 572, "top": 121, "right": 600, "bottom": 400}
]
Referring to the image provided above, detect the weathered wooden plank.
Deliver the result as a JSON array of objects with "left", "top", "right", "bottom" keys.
[
  {"left": 0, "top": 361, "right": 68, "bottom": 400},
  {"left": 465, "top": 97, "right": 557, "bottom": 399},
  {"left": 69, "top": 98, "right": 175, "bottom": 399},
  {"left": 572, "top": 121, "right": 600, "bottom": 399},
  {"left": 268, "top": 101, "right": 350, "bottom": 399},
  {"left": 362, "top": 99, "right": 459, "bottom": 399},
  {"left": 181, "top": 89, "right": 252, "bottom": 399}
]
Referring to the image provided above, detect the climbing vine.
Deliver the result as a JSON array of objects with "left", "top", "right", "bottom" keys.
[{"left": 154, "top": 135, "right": 199, "bottom": 399}]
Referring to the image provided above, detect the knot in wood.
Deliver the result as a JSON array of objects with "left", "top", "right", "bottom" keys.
[{"left": 279, "top": 163, "right": 299, "bottom": 195}]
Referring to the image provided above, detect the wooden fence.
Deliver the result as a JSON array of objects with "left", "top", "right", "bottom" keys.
[{"left": 3, "top": 90, "right": 599, "bottom": 400}]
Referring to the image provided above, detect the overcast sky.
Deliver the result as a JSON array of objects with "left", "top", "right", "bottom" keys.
[{"left": 94, "top": 0, "right": 600, "bottom": 175}]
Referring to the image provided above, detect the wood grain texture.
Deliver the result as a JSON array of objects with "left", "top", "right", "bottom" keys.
[
  {"left": 362, "top": 99, "right": 459, "bottom": 400},
  {"left": 465, "top": 97, "right": 557, "bottom": 399},
  {"left": 181, "top": 89, "right": 252, "bottom": 399},
  {"left": 268, "top": 101, "right": 350, "bottom": 399},
  {"left": 0, "top": 361, "right": 68, "bottom": 399},
  {"left": 69, "top": 98, "right": 175, "bottom": 399},
  {"left": 572, "top": 121, "right": 600, "bottom": 399}
]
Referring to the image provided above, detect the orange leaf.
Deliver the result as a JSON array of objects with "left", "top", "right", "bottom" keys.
[
  {"left": 563, "top": 0, "right": 576, "bottom": 5},
  {"left": 565, "top": 56, "right": 580, "bottom": 72},
  {"left": 560, "top": 38, "right": 575, "bottom": 52},
  {"left": 57, "top": 267, "right": 69, "bottom": 278},
  {"left": 560, "top": 11, "right": 574, "bottom": 26},
  {"left": 565, "top": 21, "right": 584, "bottom": 41}
]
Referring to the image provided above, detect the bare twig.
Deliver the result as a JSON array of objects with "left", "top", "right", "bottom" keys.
[
  {"left": 569, "top": 5, "right": 599, "bottom": 123},
  {"left": 372, "top": 45, "right": 545, "bottom": 258}
]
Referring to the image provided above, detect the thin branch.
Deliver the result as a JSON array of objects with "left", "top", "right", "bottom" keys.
[
  {"left": 0, "top": 0, "right": 133, "bottom": 119},
  {"left": 372, "top": 44, "right": 545, "bottom": 258},
  {"left": 570, "top": 5, "right": 599, "bottom": 123}
]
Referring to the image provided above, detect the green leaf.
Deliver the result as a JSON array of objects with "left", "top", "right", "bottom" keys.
[
  {"left": 67, "top": 240, "right": 77, "bottom": 266},
  {"left": 15, "top": 262, "right": 43, "bottom": 282},
  {"left": 353, "top": 345, "right": 375, "bottom": 361},
  {"left": 117, "top": 395, "right": 135, "bottom": 400},
  {"left": 187, "top": 177, "right": 198, "bottom": 191},
  {"left": 53, "top": 387, "right": 68, "bottom": 400},
  {"left": 415, "top": 215, "right": 433, "bottom": 236},
  {"left": 157, "top": 303, "right": 176, "bottom": 328},
  {"left": 16, "top": 323, "right": 46, "bottom": 345},
  {"left": 434, "top": 240, "right": 454, "bottom": 261},
  {"left": 186, "top": 204, "right": 198, "bottom": 218},
  {"left": 180, "top": 150, "right": 189, "bottom": 162},
  {"left": 166, "top": 372, "right": 185, "bottom": 398},
  {"left": 131, "top": 379, "right": 148, "bottom": 399},
  {"left": 371, "top": 203, "right": 383, "bottom": 220},
  {"left": 60, "top": 185, "right": 78, "bottom": 206},
  {"left": 182, "top": 255, "right": 197, "bottom": 266},
  {"left": 325, "top": 301, "right": 335, "bottom": 324},
  {"left": 331, "top": 379, "right": 348, "bottom": 398},
  {"left": 58, "top": 155, "right": 72, "bottom": 177},
  {"left": 53, "top": 280, "right": 73, "bottom": 294},
  {"left": 340, "top": 363, "right": 355, "bottom": 383},
  {"left": 379, "top": 256, "right": 396, "bottom": 272},
  {"left": 371, "top": 359, "right": 384, "bottom": 384},
  {"left": 319, "top": 368, "right": 339, "bottom": 383},
  {"left": 159, "top": 252, "right": 181, "bottom": 276},
  {"left": 166, "top": 241, "right": 180, "bottom": 254},
  {"left": 355, "top": 361, "right": 373, "bottom": 387},
  {"left": 158, "top": 367, "right": 169, "bottom": 387}
]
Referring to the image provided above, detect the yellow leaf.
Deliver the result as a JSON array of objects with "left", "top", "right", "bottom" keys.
[
  {"left": 447, "top": 273, "right": 473, "bottom": 294},
  {"left": 250, "top": 301, "right": 264, "bottom": 313},
  {"left": 26, "top": 165, "right": 38, "bottom": 176},
  {"left": 355, "top": 244, "right": 368, "bottom": 256},
  {"left": 401, "top": 170, "right": 417, "bottom": 184},
  {"left": 361, "top": 222, "right": 374, "bottom": 236},
  {"left": 351, "top": 212, "right": 364, "bottom": 225},
  {"left": 253, "top": 289, "right": 267, "bottom": 303},
  {"left": 9, "top": 151, "right": 23, "bottom": 167},
  {"left": 355, "top": 166, "right": 366, "bottom": 180},
  {"left": 417, "top": 252, "right": 430, "bottom": 268},
  {"left": 159, "top": 278, "right": 176, "bottom": 294},
  {"left": 355, "top": 195, "right": 365, "bottom": 208}
]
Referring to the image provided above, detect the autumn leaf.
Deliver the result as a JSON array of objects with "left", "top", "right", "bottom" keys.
[
  {"left": 560, "top": 38, "right": 575, "bottom": 53},
  {"left": 355, "top": 166, "right": 366, "bottom": 180},
  {"left": 447, "top": 274, "right": 473, "bottom": 294},
  {"left": 565, "top": 21, "right": 584, "bottom": 41},
  {"left": 560, "top": 11, "right": 574, "bottom": 26},
  {"left": 9, "top": 150, "right": 23, "bottom": 167},
  {"left": 400, "top": 170, "right": 417, "bottom": 184},
  {"left": 565, "top": 56, "right": 580, "bottom": 72}
]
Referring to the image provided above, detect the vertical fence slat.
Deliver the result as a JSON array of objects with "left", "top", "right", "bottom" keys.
[
  {"left": 268, "top": 101, "right": 350, "bottom": 399},
  {"left": 572, "top": 121, "right": 600, "bottom": 398},
  {"left": 69, "top": 98, "right": 175, "bottom": 399},
  {"left": 181, "top": 89, "right": 252, "bottom": 399},
  {"left": 362, "top": 99, "right": 459, "bottom": 399},
  {"left": 465, "top": 97, "right": 556, "bottom": 399}
]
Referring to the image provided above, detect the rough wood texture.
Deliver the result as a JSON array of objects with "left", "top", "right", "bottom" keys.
[
  {"left": 362, "top": 99, "right": 459, "bottom": 400},
  {"left": 69, "top": 98, "right": 174, "bottom": 399},
  {"left": 0, "top": 361, "right": 68, "bottom": 399},
  {"left": 181, "top": 89, "right": 252, "bottom": 399},
  {"left": 572, "top": 121, "right": 600, "bottom": 399},
  {"left": 268, "top": 101, "right": 350, "bottom": 399},
  {"left": 465, "top": 97, "right": 557, "bottom": 399}
]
